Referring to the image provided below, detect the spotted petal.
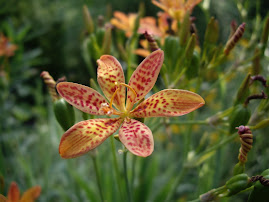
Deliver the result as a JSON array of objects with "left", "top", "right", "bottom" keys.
[
  {"left": 57, "top": 82, "right": 108, "bottom": 115},
  {"left": 126, "top": 49, "right": 164, "bottom": 111},
  {"left": 130, "top": 89, "right": 205, "bottom": 118},
  {"left": 97, "top": 55, "right": 126, "bottom": 111},
  {"left": 119, "top": 118, "right": 153, "bottom": 157},
  {"left": 59, "top": 118, "right": 122, "bottom": 158}
]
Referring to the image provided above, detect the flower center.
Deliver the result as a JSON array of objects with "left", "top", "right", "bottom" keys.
[{"left": 100, "top": 82, "right": 137, "bottom": 117}]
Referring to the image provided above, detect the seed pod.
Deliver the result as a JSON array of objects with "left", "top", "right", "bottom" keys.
[
  {"left": 236, "top": 125, "right": 253, "bottom": 163},
  {"left": 224, "top": 23, "right": 246, "bottom": 56},
  {"left": 53, "top": 98, "right": 75, "bottom": 131},
  {"left": 229, "top": 105, "right": 251, "bottom": 134},
  {"left": 225, "top": 173, "right": 251, "bottom": 196}
]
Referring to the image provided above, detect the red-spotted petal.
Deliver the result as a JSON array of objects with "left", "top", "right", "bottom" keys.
[
  {"left": 126, "top": 49, "right": 164, "bottom": 111},
  {"left": 97, "top": 55, "right": 126, "bottom": 111},
  {"left": 119, "top": 118, "right": 153, "bottom": 157},
  {"left": 56, "top": 82, "right": 108, "bottom": 115},
  {"left": 130, "top": 89, "right": 205, "bottom": 118},
  {"left": 59, "top": 118, "right": 122, "bottom": 158}
]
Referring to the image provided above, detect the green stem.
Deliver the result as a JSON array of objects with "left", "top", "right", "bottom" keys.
[
  {"left": 131, "top": 154, "right": 137, "bottom": 191},
  {"left": 123, "top": 151, "right": 132, "bottom": 202},
  {"left": 168, "top": 67, "right": 187, "bottom": 89},
  {"left": 110, "top": 137, "right": 124, "bottom": 201},
  {"left": 91, "top": 155, "right": 105, "bottom": 202},
  {"left": 167, "top": 120, "right": 208, "bottom": 125},
  {"left": 183, "top": 113, "right": 195, "bottom": 161}
]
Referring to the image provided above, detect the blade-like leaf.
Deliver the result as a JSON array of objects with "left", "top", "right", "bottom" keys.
[
  {"left": 59, "top": 118, "right": 122, "bottom": 158},
  {"left": 130, "top": 89, "right": 205, "bottom": 118},
  {"left": 119, "top": 118, "right": 154, "bottom": 157}
]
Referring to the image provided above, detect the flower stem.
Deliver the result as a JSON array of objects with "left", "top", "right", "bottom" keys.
[
  {"left": 91, "top": 155, "right": 105, "bottom": 202},
  {"left": 123, "top": 151, "right": 132, "bottom": 202},
  {"left": 110, "top": 137, "right": 124, "bottom": 200}
]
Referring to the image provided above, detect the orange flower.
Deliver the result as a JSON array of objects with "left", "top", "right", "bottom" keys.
[
  {"left": 56, "top": 50, "right": 204, "bottom": 158},
  {"left": 152, "top": 0, "right": 202, "bottom": 21},
  {"left": 110, "top": 11, "right": 162, "bottom": 38},
  {"left": 0, "top": 34, "right": 17, "bottom": 57},
  {"left": 0, "top": 181, "right": 41, "bottom": 202}
]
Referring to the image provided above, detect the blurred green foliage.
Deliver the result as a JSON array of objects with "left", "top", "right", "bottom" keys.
[{"left": 1, "top": 0, "right": 269, "bottom": 201}]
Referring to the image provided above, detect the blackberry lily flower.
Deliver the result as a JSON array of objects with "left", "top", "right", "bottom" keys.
[{"left": 56, "top": 50, "right": 204, "bottom": 158}]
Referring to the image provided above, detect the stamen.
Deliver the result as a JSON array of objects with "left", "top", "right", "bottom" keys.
[
  {"left": 119, "top": 83, "right": 137, "bottom": 98},
  {"left": 109, "top": 88, "right": 120, "bottom": 108}
]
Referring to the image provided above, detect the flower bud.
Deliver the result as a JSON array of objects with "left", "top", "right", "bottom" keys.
[
  {"left": 83, "top": 5, "right": 94, "bottom": 34},
  {"left": 53, "top": 98, "right": 75, "bottom": 131},
  {"left": 102, "top": 24, "right": 112, "bottom": 54},
  {"left": 234, "top": 73, "right": 251, "bottom": 106},
  {"left": 185, "top": 33, "right": 196, "bottom": 60},
  {"left": 224, "top": 23, "right": 246, "bottom": 56},
  {"left": 179, "top": 11, "right": 190, "bottom": 46},
  {"left": 40, "top": 71, "right": 60, "bottom": 102},
  {"left": 260, "top": 15, "right": 269, "bottom": 55},
  {"left": 252, "top": 47, "right": 261, "bottom": 75},
  {"left": 204, "top": 17, "right": 219, "bottom": 44}
]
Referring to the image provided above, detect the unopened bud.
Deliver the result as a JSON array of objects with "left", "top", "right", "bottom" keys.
[
  {"left": 40, "top": 71, "right": 60, "bottom": 102},
  {"left": 224, "top": 23, "right": 246, "bottom": 56},
  {"left": 102, "top": 24, "right": 112, "bottom": 54},
  {"left": 234, "top": 73, "right": 251, "bottom": 106},
  {"left": 179, "top": 11, "right": 190, "bottom": 46},
  {"left": 83, "top": 5, "right": 94, "bottom": 34},
  {"left": 260, "top": 15, "right": 269, "bottom": 55},
  {"left": 144, "top": 31, "right": 159, "bottom": 52},
  {"left": 252, "top": 47, "right": 261, "bottom": 75},
  {"left": 185, "top": 33, "right": 196, "bottom": 60},
  {"left": 204, "top": 17, "right": 219, "bottom": 44}
]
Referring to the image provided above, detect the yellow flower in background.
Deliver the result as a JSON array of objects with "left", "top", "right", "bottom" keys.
[
  {"left": 56, "top": 49, "right": 204, "bottom": 158},
  {"left": 152, "top": 0, "right": 202, "bottom": 22},
  {"left": 0, "top": 181, "right": 41, "bottom": 202},
  {"left": 0, "top": 34, "right": 18, "bottom": 57},
  {"left": 110, "top": 11, "right": 162, "bottom": 38}
]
